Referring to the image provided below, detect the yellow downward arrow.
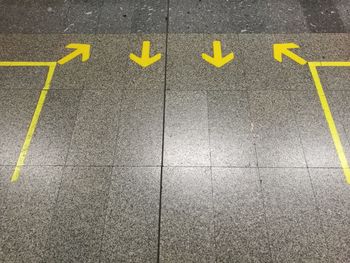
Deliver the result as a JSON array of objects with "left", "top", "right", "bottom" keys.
[
  {"left": 130, "top": 41, "right": 162, "bottom": 68},
  {"left": 273, "top": 43, "right": 307, "bottom": 65},
  {"left": 58, "top": 43, "right": 91, "bottom": 65},
  {"left": 202, "top": 41, "right": 234, "bottom": 68}
]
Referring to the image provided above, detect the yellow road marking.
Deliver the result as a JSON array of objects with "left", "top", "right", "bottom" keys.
[
  {"left": 0, "top": 61, "right": 56, "bottom": 67},
  {"left": 201, "top": 40, "right": 234, "bottom": 68},
  {"left": 58, "top": 43, "right": 91, "bottom": 65},
  {"left": 10, "top": 63, "right": 57, "bottom": 182},
  {"left": 130, "top": 41, "right": 162, "bottom": 68},
  {"left": 308, "top": 62, "right": 350, "bottom": 184},
  {"left": 273, "top": 43, "right": 307, "bottom": 65},
  {"left": 0, "top": 43, "right": 90, "bottom": 182},
  {"left": 320, "top": 61, "right": 350, "bottom": 67}
]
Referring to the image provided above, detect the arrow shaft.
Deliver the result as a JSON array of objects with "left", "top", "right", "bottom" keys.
[
  {"left": 213, "top": 41, "right": 222, "bottom": 58},
  {"left": 141, "top": 41, "right": 151, "bottom": 59},
  {"left": 58, "top": 50, "right": 80, "bottom": 65},
  {"left": 285, "top": 49, "right": 307, "bottom": 65}
]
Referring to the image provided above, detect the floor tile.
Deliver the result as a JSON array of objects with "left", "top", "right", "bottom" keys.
[
  {"left": 261, "top": 168, "right": 328, "bottom": 262},
  {"left": 25, "top": 90, "right": 82, "bottom": 165},
  {"left": 160, "top": 167, "right": 214, "bottom": 262},
  {"left": 46, "top": 166, "right": 111, "bottom": 263},
  {"left": 0, "top": 166, "right": 12, "bottom": 224},
  {"left": 208, "top": 91, "right": 256, "bottom": 167},
  {"left": 66, "top": 89, "right": 121, "bottom": 166},
  {"left": 166, "top": 34, "right": 245, "bottom": 91},
  {"left": 164, "top": 91, "right": 210, "bottom": 166},
  {"left": 291, "top": 89, "right": 350, "bottom": 168},
  {"left": 114, "top": 90, "right": 163, "bottom": 166},
  {"left": 266, "top": 0, "right": 308, "bottom": 33},
  {"left": 331, "top": 91, "right": 350, "bottom": 151},
  {"left": 64, "top": 0, "right": 102, "bottom": 34},
  {"left": 309, "top": 168, "right": 350, "bottom": 262},
  {"left": 0, "top": 34, "right": 68, "bottom": 62},
  {"left": 212, "top": 167, "right": 271, "bottom": 262},
  {"left": 101, "top": 167, "right": 160, "bottom": 262},
  {"left": 0, "top": 1, "right": 69, "bottom": 33},
  {"left": 249, "top": 90, "right": 306, "bottom": 167},
  {"left": 336, "top": 0, "right": 350, "bottom": 32},
  {"left": 298, "top": 0, "right": 346, "bottom": 33},
  {"left": 98, "top": 0, "right": 167, "bottom": 33},
  {"left": 168, "top": 0, "right": 308, "bottom": 33},
  {"left": 0, "top": 67, "right": 47, "bottom": 90},
  {"left": 320, "top": 67, "right": 350, "bottom": 91},
  {"left": 0, "top": 89, "right": 40, "bottom": 165},
  {"left": 0, "top": 166, "right": 62, "bottom": 263}
]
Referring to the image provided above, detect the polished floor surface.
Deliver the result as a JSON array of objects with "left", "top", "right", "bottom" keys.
[{"left": 0, "top": 1, "right": 350, "bottom": 263}]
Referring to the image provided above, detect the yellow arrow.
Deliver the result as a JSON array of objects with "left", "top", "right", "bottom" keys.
[
  {"left": 130, "top": 41, "right": 162, "bottom": 68},
  {"left": 273, "top": 43, "right": 307, "bottom": 65},
  {"left": 58, "top": 43, "right": 91, "bottom": 65},
  {"left": 201, "top": 41, "right": 234, "bottom": 68}
]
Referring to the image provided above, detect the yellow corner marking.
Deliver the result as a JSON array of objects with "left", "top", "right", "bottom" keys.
[
  {"left": 202, "top": 40, "right": 234, "bottom": 68},
  {"left": 58, "top": 43, "right": 91, "bottom": 65},
  {"left": 11, "top": 63, "right": 57, "bottom": 182},
  {"left": 1, "top": 43, "right": 90, "bottom": 182},
  {"left": 309, "top": 62, "right": 350, "bottom": 184},
  {"left": 129, "top": 41, "right": 162, "bottom": 68},
  {"left": 273, "top": 43, "right": 307, "bottom": 65}
]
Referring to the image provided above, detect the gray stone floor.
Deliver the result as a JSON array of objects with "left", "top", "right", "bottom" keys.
[
  {"left": 0, "top": 0, "right": 349, "bottom": 34},
  {"left": 0, "top": 33, "right": 349, "bottom": 263},
  {"left": 0, "top": 1, "right": 350, "bottom": 263}
]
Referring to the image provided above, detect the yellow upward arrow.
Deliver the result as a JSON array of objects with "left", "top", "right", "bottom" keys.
[
  {"left": 58, "top": 43, "right": 91, "bottom": 65},
  {"left": 202, "top": 41, "right": 234, "bottom": 68},
  {"left": 130, "top": 41, "right": 162, "bottom": 68},
  {"left": 273, "top": 43, "right": 307, "bottom": 65}
]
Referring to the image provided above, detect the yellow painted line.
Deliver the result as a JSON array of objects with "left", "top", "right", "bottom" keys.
[
  {"left": 320, "top": 61, "right": 350, "bottom": 67},
  {"left": 308, "top": 62, "right": 350, "bottom": 184},
  {"left": 10, "top": 62, "right": 57, "bottom": 182},
  {"left": 0, "top": 61, "right": 56, "bottom": 67}
]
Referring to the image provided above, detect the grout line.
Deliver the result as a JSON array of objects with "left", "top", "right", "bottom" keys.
[
  {"left": 205, "top": 91, "right": 217, "bottom": 261},
  {"left": 157, "top": 0, "right": 170, "bottom": 261},
  {"left": 0, "top": 164, "right": 346, "bottom": 169},
  {"left": 98, "top": 76, "right": 125, "bottom": 262},
  {"left": 42, "top": 80, "right": 85, "bottom": 258},
  {"left": 246, "top": 88, "right": 274, "bottom": 262},
  {"left": 288, "top": 89, "right": 332, "bottom": 257}
]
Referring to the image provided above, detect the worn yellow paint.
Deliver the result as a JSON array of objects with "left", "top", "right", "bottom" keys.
[
  {"left": 202, "top": 41, "right": 234, "bottom": 68},
  {"left": 10, "top": 63, "right": 57, "bottom": 182},
  {"left": 129, "top": 41, "right": 162, "bottom": 68},
  {"left": 309, "top": 62, "right": 350, "bottom": 184},
  {"left": 273, "top": 43, "right": 307, "bottom": 65}
]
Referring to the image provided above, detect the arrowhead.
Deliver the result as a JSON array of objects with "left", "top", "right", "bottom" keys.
[
  {"left": 129, "top": 53, "right": 161, "bottom": 68},
  {"left": 273, "top": 43, "right": 307, "bottom": 65},
  {"left": 202, "top": 53, "right": 234, "bottom": 68},
  {"left": 202, "top": 41, "right": 234, "bottom": 68},
  {"left": 58, "top": 43, "right": 91, "bottom": 65}
]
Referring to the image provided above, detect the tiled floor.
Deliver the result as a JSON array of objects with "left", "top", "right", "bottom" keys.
[{"left": 1, "top": 1, "right": 350, "bottom": 263}]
